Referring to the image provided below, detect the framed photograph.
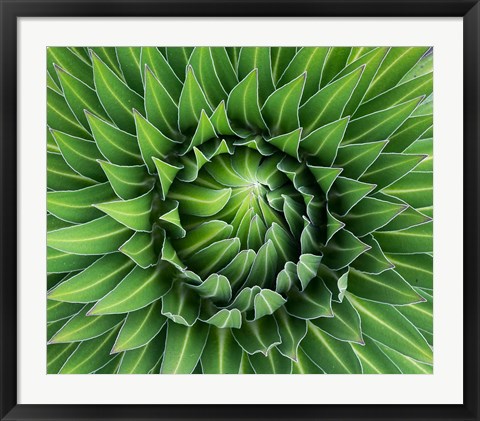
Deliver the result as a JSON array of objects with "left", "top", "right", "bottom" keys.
[{"left": 1, "top": 0, "right": 478, "bottom": 420}]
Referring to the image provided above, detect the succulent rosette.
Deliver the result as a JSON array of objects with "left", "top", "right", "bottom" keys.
[{"left": 47, "top": 47, "right": 433, "bottom": 374}]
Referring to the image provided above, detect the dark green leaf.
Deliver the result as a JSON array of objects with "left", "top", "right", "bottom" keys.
[
  {"left": 47, "top": 216, "right": 132, "bottom": 255},
  {"left": 161, "top": 321, "right": 209, "bottom": 374},
  {"left": 301, "top": 323, "right": 362, "bottom": 373}
]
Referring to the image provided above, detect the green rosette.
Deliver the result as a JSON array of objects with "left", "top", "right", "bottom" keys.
[{"left": 47, "top": 46, "right": 433, "bottom": 374}]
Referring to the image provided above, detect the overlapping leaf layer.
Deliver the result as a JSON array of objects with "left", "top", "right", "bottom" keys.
[{"left": 47, "top": 46, "right": 433, "bottom": 374}]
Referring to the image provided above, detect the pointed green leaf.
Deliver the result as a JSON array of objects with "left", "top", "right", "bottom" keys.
[
  {"left": 401, "top": 52, "right": 433, "bottom": 83},
  {"left": 210, "top": 47, "right": 238, "bottom": 92},
  {"left": 206, "top": 155, "right": 251, "bottom": 187},
  {"left": 165, "top": 47, "right": 194, "bottom": 81},
  {"left": 266, "top": 128, "right": 302, "bottom": 160},
  {"left": 335, "top": 47, "right": 388, "bottom": 116},
  {"left": 374, "top": 221, "right": 433, "bottom": 253},
  {"left": 161, "top": 281, "right": 201, "bottom": 326},
  {"left": 169, "top": 183, "right": 232, "bottom": 217},
  {"left": 94, "top": 190, "right": 153, "bottom": 232},
  {"left": 47, "top": 214, "right": 74, "bottom": 232},
  {"left": 47, "top": 343, "right": 79, "bottom": 374},
  {"left": 232, "top": 316, "right": 281, "bottom": 355},
  {"left": 243, "top": 240, "right": 278, "bottom": 289},
  {"left": 47, "top": 216, "right": 132, "bottom": 254},
  {"left": 350, "top": 234, "right": 394, "bottom": 274},
  {"left": 161, "top": 320, "right": 209, "bottom": 374},
  {"left": 51, "top": 130, "right": 106, "bottom": 182},
  {"left": 119, "top": 231, "right": 157, "bottom": 268},
  {"left": 47, "top": 247, "right": 99, "bottom": 274},
  {"left": 47, "top": 152, "right": 96, "bottom": 191},
  {"left": 47, "top": 300, "right": 83, "bottom": 322},
  {"left": 334, "top": 141, "right": 387, "bottom": 179},
  {"left": 210, "top": 101, "right": 242, "bottom": 137},
  {"left": 48, "top": 88, "right": 92, "bottom": 139},
  {"left": 385, "top": 253, "right": 432, "bottom": 289},
  {"left": 178, "top": 66, "right": 212, "bottom": 133},
  {"left": 319, "top": 47, "right": 351, "bottom": 88},
  {"left": 341, "top": 197, "right": 406, "bottom": 237},
  {"left": 285, "top": 277, "right": 333, "bottom": 320},
  {"left": 249, "top": 347, "right": 292, "bottom": 374},
  {"left": 376, "top": 342, "right": 433, "bottom": 374},
  {"left": 262, "top": 74, "right": 305, "bottom": 135},
  {"left": 264, "top": 222, "right": 297, "bottom": 268},
  {"left": 231, "top": 147, "right": 263, "bottom": 182},
  {"left": 50, "top": 304, "right": 124, "bottom": 343},
  {"left": 382, "top": 170, "right": 433, "bottom": 209},
  {"left": 47, "top": 182, "right": 115, "bottom": 224},
  {"left": 296, "top": 253, "right": 323, "bottom": 291},
  {"left": 173, "top": 220, "right": 233, "bottom": 259},
  {"left": 140, "top": 47, "right": 182, "bottom": 101},
  {"left": 189, "top": 47, "right": 228, "bottom": 107},
  {"left": 246, "top": 215, "right": 267, "bottom": 251},
  {"left": 323, "top": 230, "right": 369, "bottom": 271},
  {"left": 253, "top": 289, "right": 286, "bottom": 320},
  {"left": 274, "top": 307, "right": 308, "bottom": 361},
  {"left": 117, "top": 330, "right": 165, "bottom": 374},
  {"left": 300, "top": 117, "right": 349, "bottom": 165},
  {"left": 347, "top": 267, "right": 423, "bottom": 305},
  {"left": 99, "top": 161, "right": 154, "bottom": 200},
  {"left": 187, "top": 238, "right": 241, "bottom": 279},
  {"left": 48, "top": 253, "right": 135, "bottom": 303},
  {"left": 47, "top": 47, "right": 94, "bottom": 88},
  {"left": 396, "top": 288, "right": 432, "bottom": 333},
  {"left": 283, "top": 196, "right": 305, "bottom": 239},
  {"left": 301, "top": 323, "right": 362, "bottom": 373},
  {"left": 291, "top": 346, "right": 324, "bottom": 374},
  {"left": 133, "top": 110, "right": 178, "bottom": 174},
  {"left": 343, "top": 98, "right": 422, "bottom": 145},
  {"left": 355, "top": 72, "right": 432, "bottom": 118},
  {"left": 275, "top": 261, "right": 299, "bottom": 294},
  {"left": 270, "top": 47, "right": 297, "bottom": 84},
  {"left": 347, "top": 293, "right": 432, "bottom": 364},
  {"left": 183, "top": 110, "right": 217, "bottom": 153},
  {"left": 308, "top": 165, "right": 342, "bottom": 195},
  {"left": 91, "top": 47, "right": 123, "bottom": 79},
  {"left": 299, "top": 66, "right": 363, "bottom": 135},
  {"left": 351, "top": 336, "right": 401, "bottom": 374},
  {"left": 328, "top": 177, "right": 375, "bottom": 216},
  {"left": 192, "top": 274, "right": 232, "bottom": 304},
  {"left": 226, "top": 70, "right": 267, "bottom": 131},
  {"left": 112, "top": 300, "right": 166, "bottom": 353},
  {"left": 59, "top": 326, "right": 120, "bottom": 373},
  {"left": 218, "top": 249, "right": 256, "bottom": 291},
  {"left": 385, "top": 115, "right": 432, "bottom": 152},
  {"left": 201, "top": 328, "right": 243, "bottom": 373},
  {"left": 238, "top": 47, "right": 275, "bottom": 104},
  {"left": 56, "top": 65, "right": 109, "bottom": 129},
  {"left": 277, "top": 47, "right": 329, "bottom": 103},
  {"left": 312, "top": 298, "right": 363, "bottom": 344},
  {"left": 92, "top": 51, "right": 144, "bottom": 134},
  {"left": 158, "top": 200, "right": 185, "bottom": 239},
  {"left": 90, "top": 263, "right": 174, "bottom": 315},
  {"left": 203, "top": 308, "right": 242, "bottom": 329},
  {"left": 86, "top": 112, "right": 143, "bottom": 166},
  {"left": 144, "top": 67, "right": 180, "bottom": 139},
  {"left": 116, "top": 47, "right": 143, "bottom": 95},
  {"left": 364, "top": 47, "right": 430, "bottom": 101},
  {"left": 360, "top": 153, "right": 425, "bottom": 191}
]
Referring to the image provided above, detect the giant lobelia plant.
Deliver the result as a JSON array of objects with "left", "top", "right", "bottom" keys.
[{"left": 47, "top": 47, "right": 433, "bottom": 374}]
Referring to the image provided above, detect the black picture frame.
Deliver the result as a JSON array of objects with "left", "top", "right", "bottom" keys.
[{"left": 1, "top": 0, "right": 479, "bottom": 420}]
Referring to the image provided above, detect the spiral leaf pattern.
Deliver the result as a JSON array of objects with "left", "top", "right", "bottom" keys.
[{"left": 47, "top": 47, "right": 433, "bottom": 374}]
